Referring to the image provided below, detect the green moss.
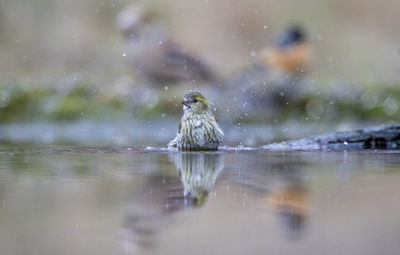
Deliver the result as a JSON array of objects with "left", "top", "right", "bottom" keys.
[{"left": 0, "top": 79, "right": 399, "bottom": 123}]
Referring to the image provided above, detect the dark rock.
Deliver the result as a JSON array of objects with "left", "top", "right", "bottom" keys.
[{"left": 262, "top": 124, "right": 400, "bottom": 150}]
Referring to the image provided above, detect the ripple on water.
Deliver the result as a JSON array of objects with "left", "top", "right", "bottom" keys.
[{"left": 143, "top": 145, "right": 259, "bottom": 152}]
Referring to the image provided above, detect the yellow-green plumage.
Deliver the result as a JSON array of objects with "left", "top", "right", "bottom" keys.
[{"left": 168, "top": 92, "right": 224, "bottom": 150}]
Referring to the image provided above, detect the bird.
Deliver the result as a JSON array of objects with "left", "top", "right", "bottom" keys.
[
  {"left": 116, "top": 5, "right": 218, "bottom": 85},
  {"left": 229, "top": 25, "right": 311, "bottom": 88},
  {"left": 225, "top": 25, "right": 311, "bottom": 114},
  {"left": 170, "top": 152, "right": 224, "bottom": 206},
  {"left": 168, "top": 91, "right": 224, "bottom": 150},
  {"left": 260, "top": 25, "right": 311, "bottom": 74}
]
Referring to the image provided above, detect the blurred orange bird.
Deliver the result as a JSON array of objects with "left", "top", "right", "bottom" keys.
[{"left": 260, "top": 26, "right": 311, "bottom": 74}]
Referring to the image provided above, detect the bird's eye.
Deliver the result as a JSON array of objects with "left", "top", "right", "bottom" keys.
[{"left": 193, "top": 99, "right": 198, "bottom": 103}]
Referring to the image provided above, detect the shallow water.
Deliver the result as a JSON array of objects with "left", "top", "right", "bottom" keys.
[
  {"left": 0, "top": 120, "right": 369, "bottom": 146},
  {"left": 0, "top": 146, "right": 400, "bottom": 255}
]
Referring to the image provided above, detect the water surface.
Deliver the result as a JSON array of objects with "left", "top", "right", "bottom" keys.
[{"left": 0, "top": 147, "right": 399, "bottom": 255}]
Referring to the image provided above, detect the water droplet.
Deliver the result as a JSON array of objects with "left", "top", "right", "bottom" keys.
[
  {"left": 122, "top": 53, "right": 127, "bottom": 57},
  {"left": 383, "top": 97, "right": 399, "bottom": 115}
]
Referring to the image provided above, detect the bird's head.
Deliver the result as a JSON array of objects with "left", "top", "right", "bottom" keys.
[
  {"left": 278, "top": 25, "right": 306, "bottom": 48},
  {"left": 116, "top": 5, "right": 152, "bottom": 39},
  {"left": 184, "top": 187, "right": 209, "bottom": 207},
  {"left": 181, "top": 91, "right": 210, "bottom": 114}
]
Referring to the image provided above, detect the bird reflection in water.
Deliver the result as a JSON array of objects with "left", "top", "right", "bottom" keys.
[
  {"left": 121, "top": 173, "right": 184, "bottom": 251},
  {"left": 171, "top": 152, "right": 224, "bottom": 207},
  {"left": 232, "top": 162, "right": 309, "bottom": 240},
  {"left": 266, "top": 180, "right": 308, "bottom": 240},
  {"left": 120, "top": 152, "right": 223, "bottom": 252}
]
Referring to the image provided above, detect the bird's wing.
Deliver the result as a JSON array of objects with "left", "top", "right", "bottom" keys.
[{"left": 178, "top": 119, "right": 182, "bottom": 134}]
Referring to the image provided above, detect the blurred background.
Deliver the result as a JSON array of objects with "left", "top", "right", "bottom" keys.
[{"left": 0, "top": 0, "right": 399, "bottom": 145}]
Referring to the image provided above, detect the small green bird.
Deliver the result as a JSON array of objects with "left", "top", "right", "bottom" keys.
[{"left": 168, "top": 91, "right": 224, "bottom": 150}]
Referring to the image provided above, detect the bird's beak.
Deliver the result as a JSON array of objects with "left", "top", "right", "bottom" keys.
[{"left": 181, "top": 100, "right": 189, "bottom": 106}]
